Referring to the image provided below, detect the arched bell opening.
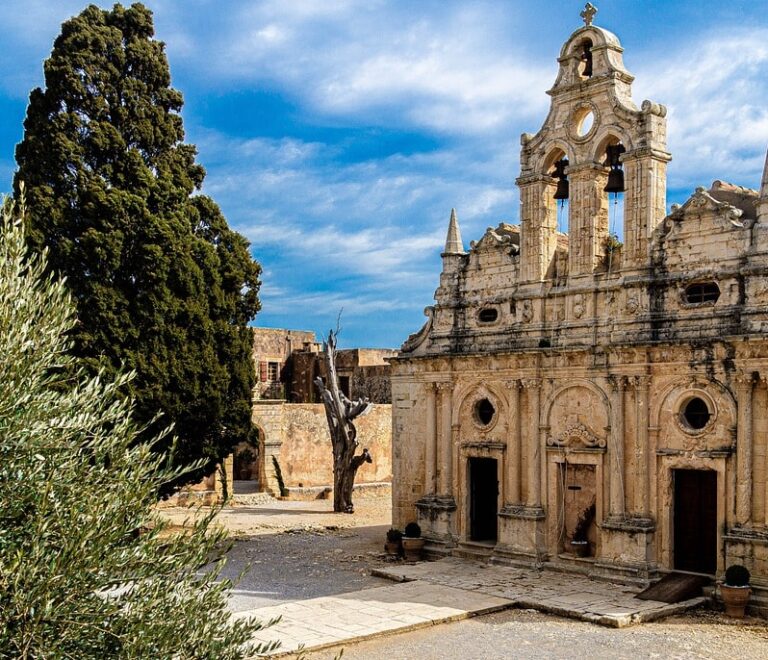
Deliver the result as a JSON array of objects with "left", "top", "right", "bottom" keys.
[
  {"left": 596, "top": 136, "right": 626, "bottom": 272},
  {"left": 574, "top": 38, "right": 594, "bottom": 79},
  {"left": 543, "top": 147, "right": 570, "bottom": 236}
]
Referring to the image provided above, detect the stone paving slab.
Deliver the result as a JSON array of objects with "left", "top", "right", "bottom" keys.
[
  {"left": 236, "top": 579, "right": 513, "bottom": 657},
  {"left": 372, "top": 557, "right": 707, "bottom": 628}
]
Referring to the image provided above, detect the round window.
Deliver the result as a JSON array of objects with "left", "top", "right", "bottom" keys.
[
  {"left": 578, "top": 111, "right": 594, "bottom": 136},
  {"left": 682, "top": 397, "right": 710, "bottom": 430},
  {"left": 475, "top": 398, "right": 495, "bottom": 426}
]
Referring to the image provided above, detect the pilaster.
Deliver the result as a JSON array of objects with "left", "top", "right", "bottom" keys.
[
  {"left": 437, "top": 381, "right": 454, "bottom": 497},
  {"left": 517, "top": 174, "right": 558, "bottom": 282},
  {"left": 608, "top": 375, "right": 626, "bottom": 519},
  {"left": 735, "top": 374, "right": 755, "bottom": 526},
  {"left": 424, "top": 382, "right": 437, "bottom": 496},
  {"left": 567, "top": 163, "right": 609, "bottom": 276},
  {"left": 506, "top": 379, "right": 522, "bottom": 504},
  {"left": 621, "top": 145, "right": 671, "bottom": 271},
  {"left": 522, "top": 378, "right": 543, "bottom": 508}
]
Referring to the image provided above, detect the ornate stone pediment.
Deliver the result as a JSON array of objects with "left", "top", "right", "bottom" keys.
[
  {"left": 469, "top": 223, "right": 520, "bottom": 254},
  {"left": 547, "top": 422, "right": 606, "bottom": 448},
  {"left": 667, "top": 185, "right": 755, "bottom": 229}
]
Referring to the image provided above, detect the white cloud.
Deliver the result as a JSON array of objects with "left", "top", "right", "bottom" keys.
[{"left": 633, "top": 29, "right": 768, "bottom": 192}]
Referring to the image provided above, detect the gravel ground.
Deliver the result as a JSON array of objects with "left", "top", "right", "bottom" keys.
[
  {"left": 220, "top": 524, "right": 392, "bottom": 612},
  {"left": 159, "top": 496, "right": 396, "bottom": 612},
  {"left": 303, "top": 608, "right": 768, "bottom": 660}
]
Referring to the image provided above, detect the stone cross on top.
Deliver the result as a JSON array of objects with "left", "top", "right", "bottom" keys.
[{"left": 580, "top": 3, "right": 597, "bottom": 26}]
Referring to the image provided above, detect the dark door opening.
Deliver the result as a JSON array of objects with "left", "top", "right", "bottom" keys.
[
  {"left": 674, "top": 469, "right": 717, "bottom": 574},
  {"left": 469, "top": 457, "right": 498, "bottom": 542}
]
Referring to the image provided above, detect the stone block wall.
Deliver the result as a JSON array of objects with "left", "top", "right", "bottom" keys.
[{"left": 254, "top": 401, "right": 392, "bottom": 496}]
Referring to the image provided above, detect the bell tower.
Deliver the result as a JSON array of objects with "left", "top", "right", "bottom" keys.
[{"left": 518, "top": 3, "right": 671, "bottom": 282}]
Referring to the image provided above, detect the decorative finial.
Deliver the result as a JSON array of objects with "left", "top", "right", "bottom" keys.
[{"left": 581, "top": 3, "right": 597, "bottom": 26}]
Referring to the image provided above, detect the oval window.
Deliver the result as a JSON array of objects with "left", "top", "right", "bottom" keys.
[
  {"left": 478, "top": 308, "right": 498, "bottom": 323},
  {"left": 684, "top": 282, "right": 720, "bottom": 304},
  {"left": 682, "top": 397, "right": 710, "bottom": 430},
  {"left": 475, "top": 398, "right": 495, "bottom": 426}
]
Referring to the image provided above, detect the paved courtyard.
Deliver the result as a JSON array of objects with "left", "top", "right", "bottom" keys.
[
  {"left": 159, "top": 496, "right": 768, "bottom": 659},
  {"left": 238, "top": 558, "right": 706, "bottom": 656}
]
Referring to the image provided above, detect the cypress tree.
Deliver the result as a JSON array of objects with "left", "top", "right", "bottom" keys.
[{"left": 14, "top": 3, "right": 261, "bottom": 490}]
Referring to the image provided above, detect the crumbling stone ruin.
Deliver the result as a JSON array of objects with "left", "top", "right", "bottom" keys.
[{"left": 391, "top": 7, "right": 768, "bottom": 615}]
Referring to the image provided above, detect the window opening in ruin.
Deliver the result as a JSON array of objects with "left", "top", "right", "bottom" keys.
[
  {"left": 684, "top": 282, "right": 720, "bottom": 304},
  {"left": 682, "top": 397, "right": 710, "bottom": 430},
  {"left": 267, "top": 361, "right": 279, "bottom": 381},
  {"left": 339, "top": 375, "right": 351, "bottom": 398},
  {"left": 478, "top": 308, "right": 499, "bottom": 323},
  {"left": 475, "top": 398, "right": 495, "bottom": 426},
  {"left": 577, "top": 39, "right": 593, "bottom": 78}
]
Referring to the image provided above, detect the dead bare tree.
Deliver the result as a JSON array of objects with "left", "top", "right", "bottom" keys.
[{"left": 314, "top": 329, "right": 373, "bottom": 513}]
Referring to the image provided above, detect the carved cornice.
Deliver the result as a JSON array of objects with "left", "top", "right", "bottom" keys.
[
  {"left": 547, "top": 422, "right": 606, "bottom": 449},
  {"left": 520, "top": 378, "right": 542, "bottom": 390}
]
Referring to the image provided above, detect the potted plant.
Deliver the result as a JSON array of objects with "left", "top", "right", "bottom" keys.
[
  {"left": 384, "top": 528, "right": 403, "bottom": 556},
  {"left": 570, "top": 501, "right": 595, "bottom": 558},
  {"left": 401, "top": 522, "right": 425, "bottom": 561},
  {"left": 720, "top": 564, "right": 751, "bottom": 618},
  {"left": 235, "top": 447, "right": 256, "bottom": 480}
]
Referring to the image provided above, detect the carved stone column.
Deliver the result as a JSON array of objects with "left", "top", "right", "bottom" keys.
[
  {"left": 424, "top": 382, "right": 437, "bottom": 496},
  {"left": 735, "top": 375, "right": 755, "bottom": 526},
  {"left": 608, "top": 376, "right": 626, "bottom": 519},
  {"left": 634, "top": 376, "right": 651, "bottom": 517},
  {"left": 516, "top": 174, "right": 558, "bottom": 282},
  {"left": 621, "top": 102, "right": 671, "bottom": 272},
  {"left": 437, "top": 382, "right": 454, "bottom": 496},
  {"left": 506, "top": 379, "right": 522, "bottom": 504},
  {"left": 567, "top": 163, "right": 609, "bottom": 277},
  {"left": 522, "top": 378, "right": 542, "bottom": 507}
]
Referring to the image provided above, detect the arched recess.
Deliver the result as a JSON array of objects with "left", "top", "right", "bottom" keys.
[
  {"left": 543, "top": 378, "right": 611, "bottom": 433},
  {"left": 452, "top": 380, "right": 509, "bottom": 432},
  {"left": 544, "top": 379, "right": 610, "bottom": 559},
  {"left": 652, "top": 377, "right": 737, "bottom": 452}
]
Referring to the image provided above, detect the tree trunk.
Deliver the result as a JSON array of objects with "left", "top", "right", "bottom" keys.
[{"left": 314, "top": 330, "right": 373, "bottom": 513}]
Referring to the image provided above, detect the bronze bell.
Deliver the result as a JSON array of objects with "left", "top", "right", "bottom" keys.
[
  {"left": 553, "top": 158, "right": 569, "bottom": 200},
  {"left": 604, "top": 168, "right": 625, "bottom": 194},
  {"left": 604, "top": 144, "right": 625, "bottom": 194}
]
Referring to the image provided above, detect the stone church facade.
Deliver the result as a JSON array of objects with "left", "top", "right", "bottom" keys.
[{"left": 390, "top": 12, "right": 768, "bottom": 611}]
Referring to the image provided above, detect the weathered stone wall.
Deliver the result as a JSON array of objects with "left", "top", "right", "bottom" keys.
[{"left": 254, "top": 401, "right": 392, "bottom": 495}]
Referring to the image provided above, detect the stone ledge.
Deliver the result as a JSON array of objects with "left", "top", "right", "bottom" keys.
[
  {"left": 601, "top": 516, "right": 656, "bottom": 533},
  {"left": 499, "top": 504, "right": 546, "bottom": 520}
]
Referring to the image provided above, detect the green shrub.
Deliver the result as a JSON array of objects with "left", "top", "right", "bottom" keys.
[
  {"left": 0, "top": 198, "right": 276, "bottom": 658},
  {"left": 724, "top": 564, "right": 751, "bottom": 587},
  {"left": 386, "top": 528, "right": 403, "bottom": 543},
  {"left": 404, "top": 522, "right": 421, "bottom": 538}
]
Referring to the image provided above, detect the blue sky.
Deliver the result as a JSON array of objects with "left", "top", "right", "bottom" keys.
[{"left": 1, "top": 1, "right": 768, "bottom": 348}]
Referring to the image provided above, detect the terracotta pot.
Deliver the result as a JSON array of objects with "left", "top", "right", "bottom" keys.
[
  {"left": 570, "top": 540, "right": 590, "bottom": 558},
  {"left": 384, "top": 540, "right": 401, "bottom": 556},
  {"left": 720, "top": 584, "right": 751, "bottom": 618},
  {"left": 402, "top": 537, "right": 425, "bottom": 561}
]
